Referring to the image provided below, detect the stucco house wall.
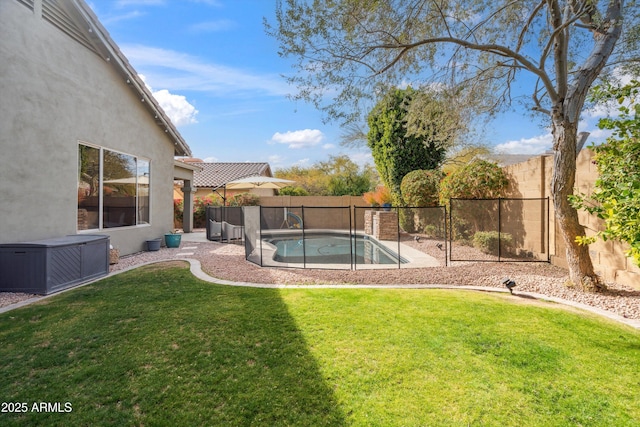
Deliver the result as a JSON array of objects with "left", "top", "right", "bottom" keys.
[{"left": 0, "top": 0, "right": 191, "bottom": 255}]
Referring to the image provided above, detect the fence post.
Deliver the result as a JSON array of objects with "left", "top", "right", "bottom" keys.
[
  {"left": 258, "top": 205, "right": 263, "bottom": 267},
  {"left": 444, "top": 205, "right": 448, "bottom": 267},
  {"left": 301, "top": 206, "right": 306, "bottom": 269},
  {"left": 546, "top": 197, "right": 551, "bottom": 262},
  {"left": 448, "top": 200, "right": 454, "bottom": 262},
  {"left": 396, "top": 206, "right": 401, "bottom": 269},
  {"left": 498, "top": 198, "right": 502, "bottom": 262},
  {"left": 350, "top": 205, "right": 354, "bottom": 270}
]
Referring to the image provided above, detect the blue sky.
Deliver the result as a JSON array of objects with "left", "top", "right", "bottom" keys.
[{"left": 89, "top": 0, "right": 611, "bottom": 170}]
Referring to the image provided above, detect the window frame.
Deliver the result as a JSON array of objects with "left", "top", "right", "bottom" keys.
[{"left": 77, "top": 141, "right": 151, "bottom": 231}]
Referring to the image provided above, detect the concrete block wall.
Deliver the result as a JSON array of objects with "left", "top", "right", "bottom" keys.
[{"left": 504, "top": 150, "right": 639, "bottom": 288}]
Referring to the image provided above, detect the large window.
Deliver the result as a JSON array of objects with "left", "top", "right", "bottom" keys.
[{"left": 77, "top": 143, "right": 151, "bottom": 230}]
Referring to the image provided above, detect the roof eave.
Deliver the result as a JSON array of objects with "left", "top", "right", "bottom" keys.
[{"left": 73, "top": 0, "right": 192, "bottom": 157}]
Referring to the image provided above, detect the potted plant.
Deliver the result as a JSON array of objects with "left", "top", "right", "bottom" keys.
[
  {"left": 164, "top": 230, "right": 182, "bottom": 248},
  {"left": 374, "top": 186, "right": 393, "bottom": 210},
  {"left": 362, "top": 191, "right": 379, "bottom": 207}
]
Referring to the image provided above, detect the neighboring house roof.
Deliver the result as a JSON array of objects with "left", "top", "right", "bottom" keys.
[
  {"left": 48, "top": 0, "right": 191, "bottom": 156},
  {"left": 187, "top": 162, "right": 273, "bottom": 188}
]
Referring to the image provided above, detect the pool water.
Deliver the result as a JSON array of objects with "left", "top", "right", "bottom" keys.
[{"left": 267, "top": 235, "right": 405, "bottom": 265}]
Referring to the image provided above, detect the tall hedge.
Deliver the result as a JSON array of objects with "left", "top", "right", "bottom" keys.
[
  {"left": 367, "top": 87, "right": 446, "bottom": 202},
  {"left": 400, "top": 169, "right": 445, "bottom": 234}
]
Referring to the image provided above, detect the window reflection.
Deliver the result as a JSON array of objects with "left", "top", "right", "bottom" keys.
[
  {"left": 77, "top": 144, "right": 150, "bottom": 230},
  {"left": 77, "top": 145, "right": 100, "bottom": 230},
  {"left": 138, "top": 159, "right": 150, "bottom": 224}
]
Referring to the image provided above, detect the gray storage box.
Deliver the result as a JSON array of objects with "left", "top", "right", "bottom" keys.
[{"left": 0, "top": 235, "right": 109, "bottom": 295}]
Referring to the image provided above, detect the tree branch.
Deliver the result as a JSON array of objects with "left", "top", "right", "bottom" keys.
[
  {"left": 367, "top": 36, "right": 558, "bottom": 104},
  {"left": 517, "top": 0, "right": 546, "bottom": 53}
]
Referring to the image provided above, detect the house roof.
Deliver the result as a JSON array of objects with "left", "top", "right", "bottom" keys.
[
  {"left": 186, "top": 162, "right": 273, "bottom": 188},
  {"left": 51, "top": 0, "right": 191, "bottom": 156}
]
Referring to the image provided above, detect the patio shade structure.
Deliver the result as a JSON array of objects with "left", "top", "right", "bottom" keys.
[{"left": 224, "top": 175, "right": 295, "bottom": 190}]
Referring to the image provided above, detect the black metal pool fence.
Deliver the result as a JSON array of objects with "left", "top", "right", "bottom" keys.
[
  {"left": 448, "top": 198, "right": 550, "bottom": 263},
  {"left": 205, "top": 198, "right": 549, "bottom": 270}
]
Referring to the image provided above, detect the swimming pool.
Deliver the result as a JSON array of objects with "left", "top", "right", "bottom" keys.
[{"left": 264, "top": 233, "right": 407, "bottom": 265}]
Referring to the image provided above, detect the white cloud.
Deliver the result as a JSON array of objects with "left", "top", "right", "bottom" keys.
[
  {"left": 121, "top": 44, "right": 291, "bottom": 97},
  {"left": 140, "top": 74, "right": 198, "bottom": 126},
  {"left": 269, "top": 129, "right": 325, "bottom": 149},
  {"left": 322, "top": 143, "right": 336, "bottom": 149},
  {"left": 202, "top": 156, "right": 218, "bottom": 162},
  {"left": 496, "top": 119, "right": 616, "bottom": 154},
  {"left": 583, "top": 69, "right": 637, "bottom": 119},
  {"left": 152, "top": 90, "right": 199, "bottom": 126},
  {"left": 495, "top": 133, "right": 554, "bottom": 154}
]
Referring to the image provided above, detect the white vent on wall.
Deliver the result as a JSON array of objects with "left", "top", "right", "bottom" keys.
[
  {"left": 16, "top": 0, "right": 35, "bottom": 11},
  {"left": 42, "top": 0, "right": 98, "bottom": 54}
]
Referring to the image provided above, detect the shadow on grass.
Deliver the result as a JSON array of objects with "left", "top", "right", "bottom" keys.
[{"left": 0, "top": 262, "right": 346, "bottom": 426}]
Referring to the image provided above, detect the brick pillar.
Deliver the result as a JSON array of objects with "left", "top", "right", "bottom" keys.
[{"left": 376, "top": 211, "right": 398, "bottom": 240}]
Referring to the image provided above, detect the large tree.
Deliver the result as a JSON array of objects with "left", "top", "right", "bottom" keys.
[
  {"left": 367, "top": 87, "right": 447, "bottom": 201},
  {"left": 268, "top": 0, "right": 640, "bottom": 290}
]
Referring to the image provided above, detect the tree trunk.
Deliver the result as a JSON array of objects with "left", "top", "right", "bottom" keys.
[{"left": 550, "top": 117, "right": 605, "bottom": 291}]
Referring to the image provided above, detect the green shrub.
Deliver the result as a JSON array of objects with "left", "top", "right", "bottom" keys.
[
  {"left": 399, "top": 208, "right": 416, "bottom": 233},
  {"left": 279, "top": 186, "right": 309, "bottom": 196},
  {"left": 440, "top": 160, "right": 508, "bottom": 241},
  {"left": 439, "top": 160, "right": 508, "bottom": 206},
  {"left": 423, "top": 224, "right": 445, "bottom": 239},
  {"left": 472, "top": 231, "right": 512, "bottom": 255},
  {"left": 173, "top": 199, "right": 184, "bottom": 228},
  {"left": 400, "top": 169, "right": 443, "bottom": 207},
  {"left": 571, "top": 80, "right": 640, "bottom": 267},
  {"left": 174, "top": 195, "right": 223, "bottom": 229}
]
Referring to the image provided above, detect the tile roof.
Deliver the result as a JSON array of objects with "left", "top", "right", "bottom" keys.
[{"left": 190, "top": 162, "right": 272, "bottom": 188}]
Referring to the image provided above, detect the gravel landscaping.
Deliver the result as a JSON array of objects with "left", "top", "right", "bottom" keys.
[{"left": 2, "top": 235, "right": 639, "bottom": 322}]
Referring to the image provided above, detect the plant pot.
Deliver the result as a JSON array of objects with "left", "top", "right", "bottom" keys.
[
  {"left": 146, "top": 238, "right": 161, "bottom": 251},
  {"left": 382, "top": 203, "right": 392, "bottom": 211},
  {"left": 164, "top": 233, "right": 182, "bottom": 248}
]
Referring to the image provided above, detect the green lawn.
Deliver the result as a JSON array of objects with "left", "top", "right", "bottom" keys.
[{"left": 1, "top": 262, "right": 639, "bottom": 426}]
